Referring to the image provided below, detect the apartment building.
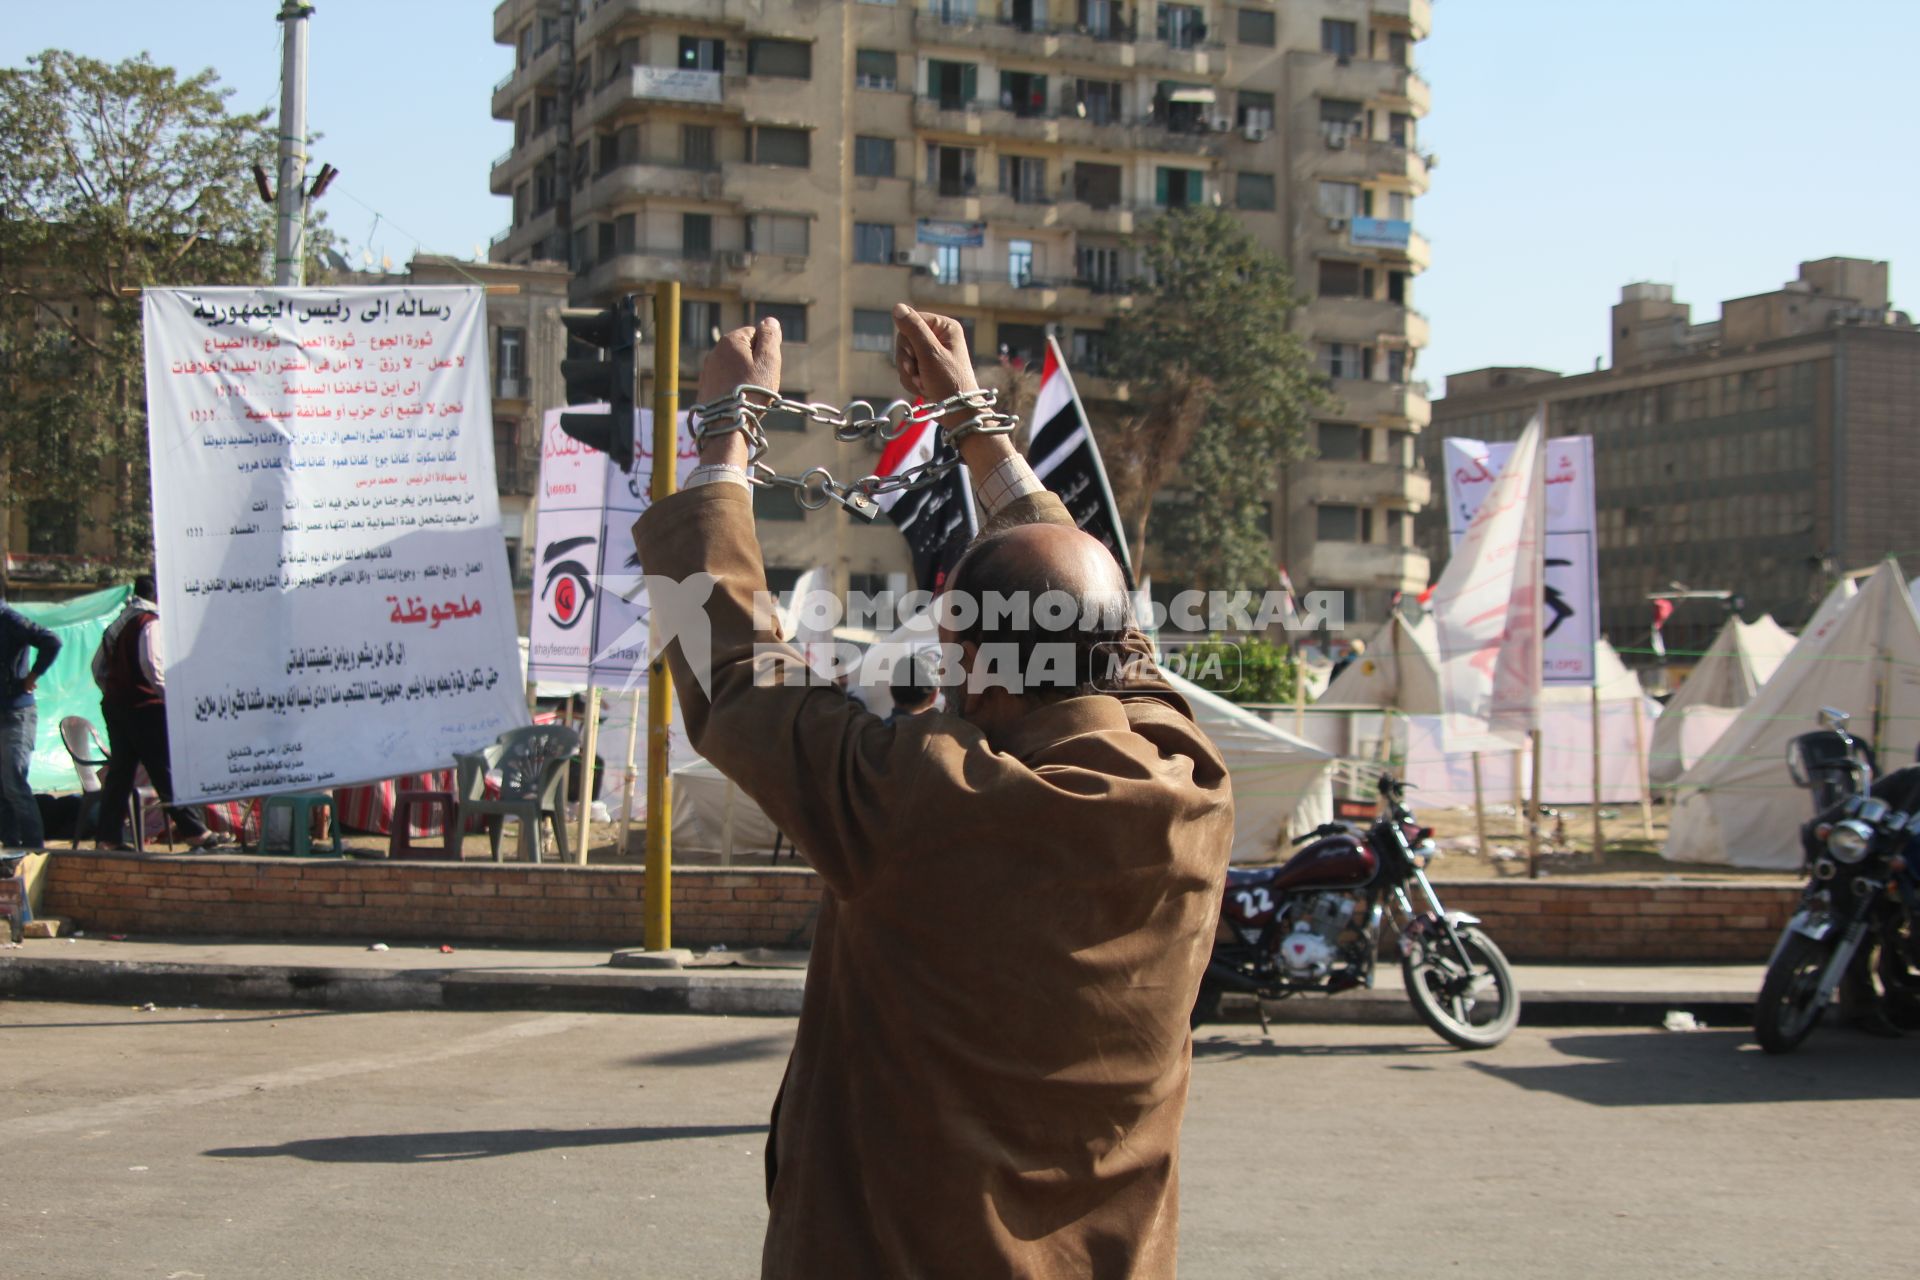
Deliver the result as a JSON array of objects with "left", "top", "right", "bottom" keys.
[
  {"left": 1423, "top": 258, "right": 1920, "bottom": 659},
  {"left": 489, "top": 0, "right": 1434, "bottom": 619}
]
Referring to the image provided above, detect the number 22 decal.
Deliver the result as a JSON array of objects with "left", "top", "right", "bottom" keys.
[{"left": 1233, "top": 887, "right": 1275, "bottom": 916}]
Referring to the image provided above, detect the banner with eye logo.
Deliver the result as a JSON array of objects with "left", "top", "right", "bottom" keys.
[{"left": 527, "top": 404, "right": 698, "bottom": 688}]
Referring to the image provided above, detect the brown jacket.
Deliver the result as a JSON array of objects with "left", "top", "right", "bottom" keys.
[{"left": 633, "top": 485, "right": 1234, "bottom": 1280}]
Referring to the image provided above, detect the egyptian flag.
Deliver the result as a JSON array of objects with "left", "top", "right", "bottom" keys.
[
  {"left": 1030, "top": 337, "right": 1136, "bottom": 585},
  {"left": 873, "top": 408, "right": 977, "bottom": 592}
]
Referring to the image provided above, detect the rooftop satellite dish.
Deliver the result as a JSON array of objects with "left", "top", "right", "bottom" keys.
[
  {"left": 380, "top": 254, "right": 393, "bottom": 272},
  {"left": 472, "top": 242, "right": 486, "bottom": 260},
  {"left": 360, "top": 249, "right": 374, "bottom": 267}
]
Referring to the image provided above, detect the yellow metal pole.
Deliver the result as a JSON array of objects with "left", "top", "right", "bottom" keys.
[
  {"left": 644, "top": 282, "right": 680, "bottom": 951},
  {"left": 573, "top": 686, "right": 600, "bottom": 864}
]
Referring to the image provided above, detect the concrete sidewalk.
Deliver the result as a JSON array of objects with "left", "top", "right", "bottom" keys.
[{"left": 0, "top": 935, "right": 1769, "bottom": 1025}]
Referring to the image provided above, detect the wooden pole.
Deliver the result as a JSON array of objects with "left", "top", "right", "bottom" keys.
[
  {"left": 1292, "top": 649, "right": 1305, "bottom": 736},
  {"left": 573, "top": 686, "right": 601, "bottom": 865},
  {"left": 1471, "top": 751, "right": 1489, "bottom": 858},
  {"left": 1590, "top": 684, "right": 1605, "bottom": 857},
  {"left": 1527, "top": 728, "right": 1544, "bottom": 879},
  {"left": 1631, "top": 692, "right": 1654, "bottom": 840},
  {"left": 615, "top": 690, "right": 641, "bottom": 859},
  {"left": 1510, "top": 749, "right": 1524, "bottom": 836},
  {"left": 644, "top": 282, "right": 681, "bottom": 950}
]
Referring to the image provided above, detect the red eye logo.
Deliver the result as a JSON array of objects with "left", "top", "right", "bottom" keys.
[{"left": 540, "top": 535, "right": 597, "bottom": 631}]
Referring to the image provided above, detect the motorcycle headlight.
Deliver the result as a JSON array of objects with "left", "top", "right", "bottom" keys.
[{"left": 1827, "top": 819, "right": 1873, "bottom": 865}]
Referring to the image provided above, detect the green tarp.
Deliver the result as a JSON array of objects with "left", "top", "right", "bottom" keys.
[{"left": 15, "top": 585, "right": 132, "bottom": 792}]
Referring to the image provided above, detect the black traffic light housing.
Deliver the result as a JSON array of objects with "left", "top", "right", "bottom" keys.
[{"left": 559, "top": 297, "right": 640, "bottom": 470}]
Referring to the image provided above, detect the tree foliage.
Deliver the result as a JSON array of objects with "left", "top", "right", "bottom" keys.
[
  {"left": 1180, "top": 634, "right": 1301, "bottom": 705},
  {"left": 1101, "top": 207, "right": 1327, "bottom": 593},
  {"left": 0, "top": 50, "right": 276, "bottom": 572}
]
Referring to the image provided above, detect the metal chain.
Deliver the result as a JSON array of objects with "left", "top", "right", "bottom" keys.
[{"left": 689, "top": 385, "right": 1018, "bottom": 521}]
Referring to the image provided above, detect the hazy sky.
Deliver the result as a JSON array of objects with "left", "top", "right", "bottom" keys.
[{"left": 6, "top": 1, "right": 1915, "bottom": 389}]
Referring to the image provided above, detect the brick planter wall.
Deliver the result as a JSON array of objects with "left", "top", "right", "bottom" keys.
[
  {"left": 40, "top": 854, "right": 1802, "bottom": 962},
  {"left": 42, "top": 852, "right": 824, "bottom": 950}
]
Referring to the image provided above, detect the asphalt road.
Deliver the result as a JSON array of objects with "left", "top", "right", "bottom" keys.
[{"left": 2, "top": 1002, "right": 1914, "bottom": 1279}]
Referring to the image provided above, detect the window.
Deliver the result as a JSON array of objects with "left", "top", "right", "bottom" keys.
[
  {"left": 615, "top": 212, "right": 636, "bottom": 253},
  {"left": 855, "top": 49, "right": 898, "bottom": 90},
  {"left": 997, "top": 323, "right": 1047, "bottom": 369},
  {"left": 1077, "top": 243, "right": 1123, "bottom": 292},
  {"left": 934, "top": 244, "right": 962, "bottom": 283},
  {"left": 569, "top": 225, "right": 589, "bottom": 272},
  {"left": 1001, "top": 70, "right": 1048, "bottom": 117},
  {"left": 1154, "top": 166, "right": 1204, "bottom": 208},
  {"left": 1157, "top": 4, "right": 1206, "bottom": 49},
  {"left": 1389, "top": 112, "right": 1415, "bottom": 147},
  {"left": 854, "top": 135, "right": 896, "bottom": 177},
  {"left": 1008, "top": 239, "right": 1036, "bottom": 286},
  {"left": 1316, "top": 504, "right": 1364, "bottom": 542},
  {"left": 853, "top": 309, "right": 894, "bottom": 352},
  {"left": 1321, "top": 19, "right": 1358, "bottom": 57},
  {"left": 1236, "top": 89, "right": 1275, "bottom": 130},
  {"left": 754, "top": 487, "right": 806, "bottom": 520},
  {"left": 682, "top": 213, "right": 712, "bottom": 259},
  {"left": 26, "top": 500, "right": 78, "bottom": 556},
  {"left": 1317, "top": 180, "right": 1361, "bottom": 219},
  {"left": 928, "top": 59, "right": 978, "bottom": 108},
  {"left": 679, "top": 36, "right": 724, "bottom": 71},
  {"left": 1070, "top": 327, "right": 1108, "bottom": 373},
  {"left": 928, "top": 144, "right": 979, "bottom": 195},
  {"left": 495, "top": 327, "right": 526, "bottom": 397},
  {"left": 682, "top": 124, "right": 717, "bottom": 170},
  {"left": 752, "top": 126, "right": 810, "bottom": 167},
  {"left": 1000, "top": 154, "right": 1048, "bottom": 203},
  {"left": 1071, "top": 79, "right": 1123, "bottom": 124},
  {"left": 1317, "top": 423, "right": 1365, "bottom": 460},
  {"left": 854, "top": 222, "right": 896, "bottom": 264},
  {"left": 597, "top": 221, "right": 616, "bottom": 261},
  {"left": 573, "top": 141, "right": 590, "bottom": 191},
  {"left": 596, "top": 132, "right": 618, "bottom": 175},
  {"left": 754, "top": 302, "right": 808, "bottom": 343},
  {"left": 1236, "top": 8, "right": 1275, "bottom": 46},
  {"left": 683, "top": 300, "right": 722, "bottom": 351},
  {"left": 764, "top": 387, "right": 808, "bottom": 432},
  {"left": 1318, "top": 260, "right": 1366, "bottom": 298},
  {"left": 1320, "top": 342, "right": 1357, "bottom": 379},
  {"left": 1320, "top": 98, "right": 1364, "bottom": 142},
  {"left": 750, "top": 214, "right": 810, "bottom": 256},
  {"left": 1073, "top": 162, "right": 1122, "bottom": 209},
  {"left": 1387, "top": 429, "right": 1414, "bottom": 467},
  {"left": 1236, "top": 171, "right": 1275, "bottom": 211},
  {"left": 1386, "top": 269, "right": 1408, "bottom": 305},
  {"left": 1386, "top": 347, "right": 1409, "bottom": 383},
  {"left": 748, "top": 38, "right": 811, "bottom": 79},
  {"left": 1385, "top": 190, "right": 1410, "bottom": 221},
  {"left": 1387, "top": 31, "right": 1412, "bottom": 67},
  {"left": 1077, "top": 0, "right": 1116, "bottom": 37}
]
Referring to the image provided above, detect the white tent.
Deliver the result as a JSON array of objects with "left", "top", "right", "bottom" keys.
[
  {"left": 1317, "top": 613, "right": 1443, "bottom": 713},
  {"left": 669, "top": 668, "right": 1335, "bottom": 864},
  {"left": 1648, "top": 615, "right": 1797, "bottom": 784},
  {"left": 1665, "top": 561, "right": 1920, "bottom": 869}
]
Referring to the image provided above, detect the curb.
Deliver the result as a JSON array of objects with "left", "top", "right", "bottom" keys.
[{"left": 0, "top": 956, "right": 1758, "bottom": 1027}]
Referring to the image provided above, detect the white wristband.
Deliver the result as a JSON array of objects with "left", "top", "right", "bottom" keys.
[{"left": 686, "top": 463, "right": 752, "bottom": 492}]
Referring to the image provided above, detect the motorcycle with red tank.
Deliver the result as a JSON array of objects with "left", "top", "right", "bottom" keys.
[{"left": 1192, "top": 773, "right": 1521, "bottom": 1049}]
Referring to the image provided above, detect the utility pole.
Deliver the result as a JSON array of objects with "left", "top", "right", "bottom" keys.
[{"left": 273, "top": 2, "right": 315, "bottom": 287}]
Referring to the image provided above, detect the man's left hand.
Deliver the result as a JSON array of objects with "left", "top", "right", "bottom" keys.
[
  {"left": 20, "top": 676, "right": 35, "bottom": 695},
  {"left": 696, "top": 318, "right": 782, "bottom": 469}
]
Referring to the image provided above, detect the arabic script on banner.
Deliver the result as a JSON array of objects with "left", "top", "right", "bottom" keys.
[{"left": 143, "top": 286, "right": 530, "bottom": 801}]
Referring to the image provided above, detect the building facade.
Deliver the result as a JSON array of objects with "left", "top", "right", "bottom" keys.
[
  {"left": 488, "top": 0, "right": 1433, "bottom": 620},
  {"left": 1423, "top": 258, "right": 1920, "bottom": 659}
]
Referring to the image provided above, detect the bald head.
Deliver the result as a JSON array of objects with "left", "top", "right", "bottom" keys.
[{"left": 943, "top": 522, "right": 1134, "bottom": 702}]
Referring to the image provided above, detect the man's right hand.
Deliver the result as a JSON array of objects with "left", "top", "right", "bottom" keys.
[{"left": 893, "top": 304, "right": 979, "bottom": 404}]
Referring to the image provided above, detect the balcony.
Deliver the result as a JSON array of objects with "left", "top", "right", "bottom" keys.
[
  {"left": 581, "top": 250, "right": 734, "bottom": 299},
  {"left": 908, "top": 268, "right": 1101, "bottom": 314},
  {"left": 1312, "top": 298, "right": 1429, "bottom": 348},
  {"left": 1289, "top": 50, "right": 1431, "bottom": 117},
  {"left": 578, "top": 0, "right": 756, "bottom": 44},
  {"left": 913, "top": 6, "right": 1149, "bottom": 64},
  {"left": 1306, "top": 542, "right": 1429, "bottom": 591},
  {"left": 1297, "top": 460, "right": 1431, "bottom": 508},
  {"left": 492, "top": 0, "right": 545, "bottom": 45},
  {"left": 1371, "top": 0, "right": 1434, "bottom": 41},
  {"left": 490, "top": 206, "right": 560, "bottom": 264},
  {"left": 578, "top": 162, "right": 726, "bottom": 214},
  {"left": 491, "top": 38, "right": 564, "bottom": 120},
  {"left": 1300, "top": 217, "right": 1431, "bottom": 273},
  {"left": 1329, "top": 378, "right": 1432, "bottom": 428},
  {"left": 1305, "top": 133, "right": 1430, "bottom": 192},
  {"left": 488, "top": 128, "right": 559, "bottom": 196}
]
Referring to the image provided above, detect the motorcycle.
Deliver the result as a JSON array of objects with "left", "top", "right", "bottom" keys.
[
  {"left": 1754, "top": 707, "right": 1920, "bottom": 1053},
  {"left": 1192, "top": 773, "right": 1521, "bottom": 1049}
]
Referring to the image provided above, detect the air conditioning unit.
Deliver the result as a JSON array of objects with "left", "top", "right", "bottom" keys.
[
  {"left": 1242, "top": 124, "right": 1268, "bottom": 143},
  {"left": 892, "top": 250, "right": 916, "bottom": 266},
  {"left": 722, "top": 249, "right": 753, "bottom": 269},
  {"left": 1326, "top": 217, "right": 1348, "bottom": 232},
  {"left": 1206, "top": 114, "right": 1232, "bottom": 133},
  {"left": 1326, "top": 132, "right": 1350, "bottom": 150}
]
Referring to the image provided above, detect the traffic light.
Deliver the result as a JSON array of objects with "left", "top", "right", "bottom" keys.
[{"left": 559, "top": 297, "right": 640, "bottom": 470}]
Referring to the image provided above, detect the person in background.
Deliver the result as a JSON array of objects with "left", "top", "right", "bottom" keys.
[
  {"left": 91, "top": 576, "right": 224, "bottom": 851},
  {"left": 883, "top": 652, "right": 939, "bottom": 725},
  {"left": 0, "top": 581, "right": 61, "bottom": 849},
  {"left": 1330, "top": 636, "right": 1367, "bottom": 682}
]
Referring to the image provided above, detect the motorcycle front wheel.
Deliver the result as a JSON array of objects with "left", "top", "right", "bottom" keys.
[
  {"left": 1755, "top": 933, "right": 1833, "bottom": 1054},
  {"left": 1402, "top": 925, "right": 1520, "bottom": 1049}
]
